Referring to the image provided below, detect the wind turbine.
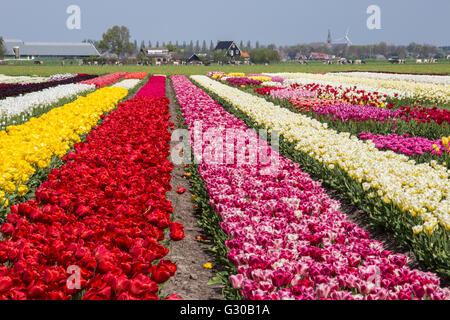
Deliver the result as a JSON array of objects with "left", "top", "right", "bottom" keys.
[{"left": 335, "top": 28, "right": 353, "bottom": 46}]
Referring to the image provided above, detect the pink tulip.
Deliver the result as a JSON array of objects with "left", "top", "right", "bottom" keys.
[{"left": 229, "top": 274, "right": 245, "bottom": 289}]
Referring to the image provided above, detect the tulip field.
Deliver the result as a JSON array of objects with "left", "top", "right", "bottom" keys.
[{"left": 0, "top": 68, "right": 449, "bottom": 300}]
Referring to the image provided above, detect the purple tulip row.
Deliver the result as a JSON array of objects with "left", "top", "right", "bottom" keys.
[
  {"left": 0, "top": 74, "right": 97, "bottom": 100},
  {"left": 225, "top": 77, "right": 262, "bottom": 87},
  {"left": 171, "top": 75, "right": 449, "bottom": 300}
]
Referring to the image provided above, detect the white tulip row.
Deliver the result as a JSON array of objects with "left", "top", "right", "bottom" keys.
[
  {"left": 112, "top": 79, "right": 141, "bottom": 90},
  {"left": 259, "top": 81, "right": 285, "bottom": 88},
  {"left": 47, "top": 73, "right": 77, "bottom": 81},
  {"left": 0, "top": 83, "right": 95, "bottom": 125},
  {"left": 330, "top": 72, "right": 450, "bottom": 85},
  {"left": 192, "top": 75, "right": 450, "bottom": 234},
  {"left": 0, "top": 74, "right": 49, "bottom": 84},
  {"left": 269, "top": 72, "right": 450, "bottom": 105}
]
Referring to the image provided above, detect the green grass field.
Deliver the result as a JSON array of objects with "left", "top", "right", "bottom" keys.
[{"left": 1, "top": 60, "right": 450, "bottom": 76}]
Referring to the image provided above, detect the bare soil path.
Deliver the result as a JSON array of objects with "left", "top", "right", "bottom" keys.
[{"left": 160, "top": 80, "right": 224, "bottom": 300}]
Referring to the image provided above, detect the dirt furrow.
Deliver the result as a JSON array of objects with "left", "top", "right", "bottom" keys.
[{"left": 160, "top": 79, "right": 224, "bottom": 300}]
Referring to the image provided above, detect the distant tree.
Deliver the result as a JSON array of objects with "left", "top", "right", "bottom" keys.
[
  {"left": 182, "top": 41, "right": 187, "bottom": 49},
  {"left": 246, "top": 41, "right": 251, "bottom": 50},
  {"left": 98, "top": 26, "right": 135, "bottom": 58},
  {"left": 213, "top": 49, "right": 230, "bottom": 64},
  {"left": 202, "top": 40, "right": 207, "bottom": 52},
  {"left": 162, "top": 41, "right": 166, "bottom": 47},
  {"left": 210, "top": 40, "right": 214, "bottom": 51},
  {"left": 156, "top": 41, "right": 160, "bottom": 48},
  {"left": 148, "top": 40, "right": 152, "bottom": 47},
  {"left": 195, "top": 40, "right": 200, "bottom": 52},
  {"left": 407, "top": 42, "right": 420, "bottom": 57},
  {"left": 0, "top": 37, "right": 5, "bottom": 59},
  {"left": 239, "top": 40, "right": 244, "bottom": 50},
  {"left": 255, "top": 41, "right": 260, "bottom": 49},
  {"left": 167, "top": 44, "right": 180, "bottom": 53},
  {"left": 140, "top": 40, "right": 146, "bottom": 49},
  {"left": 285, "top": 46, "right": 299, "bottom": 60},
  {"left": 189, "top": 40, "right": 194, "bottom": 51},
  {"left": 133, "top": 40, "right": 138, "bottom": 54},
  {"left": 248, "top": 48, "right": 280, "bottom": 64},
  {"left": 376, "top": 42, "right": 388, "bottom": 56},
  {"left": 137, "top": 51, "right": 146, "bottom": 61}
]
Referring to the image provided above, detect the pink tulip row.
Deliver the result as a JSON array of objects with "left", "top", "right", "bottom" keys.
[
  {"left": 359, "top": 132, "right": 448, "bottom": 156},
  {"left": 171, "top": 75, "right": 449, "bottom": 300},
  {"left": 269, "top": 88, "right": 316, "bottom": 100}
]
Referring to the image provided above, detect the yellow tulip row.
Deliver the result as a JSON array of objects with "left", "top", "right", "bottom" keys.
[
  {"left": 192, "top": 75, "right": 450, "bottom": 235},
  {"left": 248, "top": 76, "right": 273, "bottom": 82},
  {"left": 0, "top": 87, "right": 128, "bottom": 207}
]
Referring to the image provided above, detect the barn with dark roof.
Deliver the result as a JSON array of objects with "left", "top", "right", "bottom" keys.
[{"left": 214, "top": 41, "right": 241, "bottom": 58}]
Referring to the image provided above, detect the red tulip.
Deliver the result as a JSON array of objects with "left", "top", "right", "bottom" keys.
[
  {"left": 0, "top": 276, "right": 13, "bottom": 293},
  {"left": 176, "top": 187, "right": 187, "bottom": 194},
  {"left": 129, "top": 276, "right": 158, "bottom": 296},
  {"left": 169, "top": 222, "right": 185, "bottom": 241},
  {"left": 165, "top": 293, "right": 182, "bottom": 300},
  {"left": 151, "top": 269, "right": 171, "bottom": 284},
  {"left": 0, "top": 223, "right": 14, "bottom": 237},
  {"left": 28, "top": 284, "right": 46, "bottom": 299}
]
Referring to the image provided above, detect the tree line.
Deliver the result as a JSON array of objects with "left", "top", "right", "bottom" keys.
[
  {"left": 72, "top": 24, "right": 450, "bottom": 64},
  {"left": 281, "top": 42, "right": 447, "bottom": 59}
]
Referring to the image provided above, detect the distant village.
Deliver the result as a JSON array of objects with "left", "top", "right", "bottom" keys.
[{"left": 1, "top": 27, "right": 449, "bottom": 65}]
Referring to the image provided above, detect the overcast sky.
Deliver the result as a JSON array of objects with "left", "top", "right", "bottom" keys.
[{"left": 1, "top": 0, "right": 449, "bottom": 46}]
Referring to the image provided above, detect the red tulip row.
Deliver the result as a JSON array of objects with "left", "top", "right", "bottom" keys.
[
  {"left": 80, "top": 73, "right": 128, "bottom": 88},
  {"left": 396, "top": 105, "right": 450, "bottom": 125},
  {"left": 0, "top": 78, "right": 184, "bottom": 300},
  {"left": 124, "top": 72, "right": 149, "bottom": 80}
]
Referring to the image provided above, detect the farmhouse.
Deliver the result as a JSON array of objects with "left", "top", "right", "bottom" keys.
[
  {"left": 141, "top": 47, "right": 174, "bottom": 64},
  {"left": 241, "top": 52, "right": 250, "bottom": 64},
  {"left": 3, "top": 39, "right": 100, "bottom": 59},
  {"left": 214, "top": 41, "right": 241, "bottom": 58},
  {"left": 185, "top": 54, "right": 205, "bottom": 65}
]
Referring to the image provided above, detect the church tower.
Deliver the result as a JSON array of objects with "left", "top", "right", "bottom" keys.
[{"left": 327, "top": 29, "right": 332, "bottom": 47}]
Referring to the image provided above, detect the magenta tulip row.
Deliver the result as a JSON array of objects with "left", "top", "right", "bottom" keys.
[
  {"left": 359, "top": 132, "right": 448, "bottom": 156},
  {"left": 312, "top": 103, "right": 401, "bottom": 123}
]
